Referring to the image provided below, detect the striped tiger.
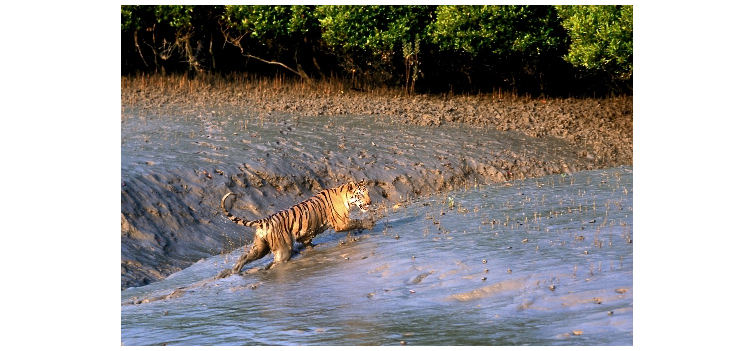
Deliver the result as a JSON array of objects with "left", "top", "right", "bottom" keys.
[{"left": 215, "top": 181, "right": 374, "bottom": 278}]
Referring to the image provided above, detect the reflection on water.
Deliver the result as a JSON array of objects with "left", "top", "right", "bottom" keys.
[{"left": 122, "top": 167, "right": 632, "bottom": 346}]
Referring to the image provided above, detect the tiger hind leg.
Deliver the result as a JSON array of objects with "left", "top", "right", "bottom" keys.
[
  {"left": 215, "top": 238, "right": 271, "bottom": 279},
  {"left": 300, "top": 238, "right": 316, "bottom": 250},
  {"left": 266, "top": 245, "right": 294, "bottom": 270}
]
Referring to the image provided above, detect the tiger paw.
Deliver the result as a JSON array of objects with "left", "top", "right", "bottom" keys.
[
  {"left": 215, "top": 268, "right": 233, "bottom": 279},
  {"left": 361, "top": 217, "right": 376, "bottom": 230}
]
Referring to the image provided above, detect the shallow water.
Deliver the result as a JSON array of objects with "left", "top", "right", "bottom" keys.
[{"left": 121, "top": 167, "right": 632, "bottom": 346}]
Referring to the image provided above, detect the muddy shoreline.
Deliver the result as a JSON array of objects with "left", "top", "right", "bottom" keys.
[{"left": 121, "top": 75, "right": 632, "bottom": 290}]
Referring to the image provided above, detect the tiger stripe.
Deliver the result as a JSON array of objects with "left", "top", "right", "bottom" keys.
[{"left": 215, "top": 181, "right": 373, "bottom": 279}]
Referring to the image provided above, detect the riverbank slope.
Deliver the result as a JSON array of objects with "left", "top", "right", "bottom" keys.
[{"left": 120, "top": 74, "right": 632, "bottom": 289}]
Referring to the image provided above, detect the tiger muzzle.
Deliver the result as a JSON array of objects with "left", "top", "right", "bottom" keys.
[{"left": 359, "top": 198, "right": 371, "bottom": 212}]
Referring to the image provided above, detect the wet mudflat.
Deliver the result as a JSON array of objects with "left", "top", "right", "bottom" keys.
[
  {"left": 121, "top": 167, "right": 632, "bottom": 346},
  {"left": 121, "top": 107, "right": 603, "bottom": 289},
  {"left": 121, "top": 75, "right": 632, "bottom": 290}
]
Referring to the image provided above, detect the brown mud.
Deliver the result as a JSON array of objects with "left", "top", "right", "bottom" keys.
[{"left": 121, "top": 74, "right": 632, "bottom": 290}]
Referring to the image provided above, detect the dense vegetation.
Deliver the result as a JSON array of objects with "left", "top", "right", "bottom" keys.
[{"left": 121, "top": 5, "right": 632, "bottom": 96}]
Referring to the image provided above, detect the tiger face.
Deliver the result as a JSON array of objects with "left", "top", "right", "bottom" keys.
[{"left": 348, "top": 182, "right": 371, "bottom": 213}]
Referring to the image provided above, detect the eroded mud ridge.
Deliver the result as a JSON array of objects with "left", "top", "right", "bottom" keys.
[{"left": 121, "top": 77, "right": 632, "bottom": 290}]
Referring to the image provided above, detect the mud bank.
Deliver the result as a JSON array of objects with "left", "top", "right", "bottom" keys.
[
  {"left": 122, "top": 75, "right": 632, "bottom": 166},
  {"left": 121, "top": 76, "right": 632, "bottom": 290}
]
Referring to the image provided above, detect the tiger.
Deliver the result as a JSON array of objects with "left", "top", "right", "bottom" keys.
[{"left": 215, "top": 181, "right": 374, "bottom": 279}]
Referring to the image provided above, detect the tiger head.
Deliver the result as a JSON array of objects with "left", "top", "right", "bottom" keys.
[{"left": 346, "top": 181, "right": 371, "bottom": 213}]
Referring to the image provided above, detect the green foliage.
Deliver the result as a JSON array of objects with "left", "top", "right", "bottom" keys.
[
  {"left": 556, "top": 5, "right": 633, "bottom": 79},
  {"left": 315, "top": 5, "right": 432, "bottom": 54},
  {"left": 222, "top": 5, "right": 316, "bottom": 39},
  {"left": 121, "top": 5, "right": 148, "bottom": 31},
  {"left": 120, "top": 5, "right": 195, "bottom": 31},
  {"left": 288, "top": 5, "right": 317, "bottom": 34},
  {"left": 153, "top": 5, "right": 195, "bottom": 30},
  {"left": 430, "top": 5, "right": 565, "bottom": 57},
  {"left": 121, "top": 5, "right": 633, "bottom": 94}
]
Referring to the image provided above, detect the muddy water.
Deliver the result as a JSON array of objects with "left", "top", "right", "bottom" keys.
[{"left": 121, "top": 167, "right": 632, "bottom": 346}]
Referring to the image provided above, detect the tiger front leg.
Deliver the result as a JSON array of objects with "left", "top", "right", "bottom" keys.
[
  {"left": 215, "top": 238, "right": 270, "bottom": 279},
  {"left": 360, "top": 216, "right": 376, "bottom": 230},
  {"left": 334, "top": 217, "right": 376, "bottom": 232}
]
